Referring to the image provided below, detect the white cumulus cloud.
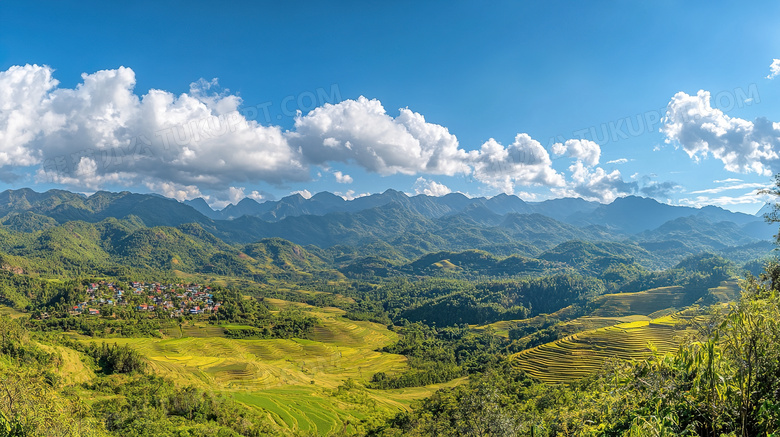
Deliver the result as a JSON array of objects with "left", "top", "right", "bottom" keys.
[
  {"left": 469, "top": 134, "right": 565, "bottom": 194},
  {"left": 334, "top": 189, "right": 371, "bottom": 200},
  {"left": 552, "top": 139, "right": 601, "bottom": 166},
  {"left": 768, "top": 59, "right": 780, "bottom": 79},
  {"left": 0, "top": 64, "right": 61, "bottom": 167},
  {"left": 1, "top": 64, "right": 668, "bottom": 205},
  {"left": 143, "top": 181, "right": 205, "bottom": 202},
  {"left": 566, "top": 161, "right": 637, "bottom": 202},
  {"left": 291, "top": 189, "right": 312, "bottom": 199},
  {"left": 333, "top": 170, "right": 353, "bottom": 184},
  {"left": 2, "top": 64, "right": 306, "bottom": 194},
  {"left": 412, "top": 177, "right": 452, "bottom": 196},
  {"left": 247, "top": 190, "right": 267, "bottom": 201},
  {"left": 662, "top": 90, "right": 780, "bottom": 176},
  {"left": 42, "top": 156, "right": 135, "bottom": 190},
  {"left": 288, "top": 96, "right": 470, "bottom": 176}
]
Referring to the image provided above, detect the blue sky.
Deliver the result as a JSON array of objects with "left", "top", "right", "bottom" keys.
[{"left": 1, "top": 1, "right": 779, "bottom": 212}]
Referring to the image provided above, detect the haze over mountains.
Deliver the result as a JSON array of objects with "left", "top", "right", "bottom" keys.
[{"left": 185, "top": 189, "right": 769, "bottom": 232}]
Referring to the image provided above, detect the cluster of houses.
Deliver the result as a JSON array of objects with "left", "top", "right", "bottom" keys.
[{"left": 68, "top": 281, "right": 222, "bottom": 318}]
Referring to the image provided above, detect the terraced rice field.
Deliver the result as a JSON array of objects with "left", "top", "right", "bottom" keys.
[
  {"left": 76, "top": 300, "right": 459, "bottom": 434},
  {"left": 159, "top": 324, "right": 228, "bottom": 338},
  {"left": 474, "top": 314, "right": 652, "bottom": 339},
  {"left": 36, "top": 343, "right": 96, "bottom": 385},
  {"left": 82, "top": 321, "right": 406, "bottom": 391},
  {"left": 234, "top": 377, "right": 467, "bottom": 435},
  {"left": 588, "top": 281, "right": 739, "bottom": 319},
  {"left": 589, "top": 286, "right": 690, "bottom": 317},
  {"left": 511, "top": 316, "right": 695, "bottom": 384},
  {"left": 557, "top": 314, "right": 653, "bottom": 335},
  {"left": 702, "top": 280, "right": 741, "bottom": 304},
  {"left": 235, "top": 387, "right": 349, "bottom": 435},
  {"left": 0, "top": 304, "right": 26, "bottom": 319}
]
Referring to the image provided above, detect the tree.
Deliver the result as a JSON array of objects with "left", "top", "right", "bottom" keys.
[{"left": 759, "top": 174, "right": 780, "bottom": 243}]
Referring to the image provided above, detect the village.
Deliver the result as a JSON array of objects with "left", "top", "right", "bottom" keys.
[{"left": 68, "top": 280, "right": 222, "bottom": 318}]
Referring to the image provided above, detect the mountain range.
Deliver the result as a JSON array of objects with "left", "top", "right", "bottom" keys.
[
  {"left": 0, "top": 188, "right": 774, "bottom": 272},
  {"left": 185, "top": 189, "right": 767, "bottom": 230}
]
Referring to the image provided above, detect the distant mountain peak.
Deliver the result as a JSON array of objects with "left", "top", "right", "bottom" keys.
[
  {"left": 613, "top": 195, "right": 662, "bottom": 205},
  {"left": 236, "top": 197, "right": 261, "bottom": 206},
  {"left": 311, "top": 191, "right": 344, "bottom": 201},
  {"left": 185, "top": 197, "right": 211, "bottom": 208},
  {"left": 381, "top": 188, "right": 408, "bottom": 200}
]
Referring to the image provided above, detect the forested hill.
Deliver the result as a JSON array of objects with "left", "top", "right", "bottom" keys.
[
  {"left": 0, "top": 188, "right": 767, "bottom": 231},
  {"left": 0, "top": 187, "right": 777, "bottom": 436},
  {"left": 0, "top": 188, "right": 772, "bottom": 271}
]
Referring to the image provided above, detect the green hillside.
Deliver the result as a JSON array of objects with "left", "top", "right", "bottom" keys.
[
  {"left": 510, "top": 315, "right": 694, "bottom": 384},
  {"left": 0, "top": 187, "right": 776, "bottom": 436},
  {"left": 0, "top": 219, "right": 336, "bottom": 281}
]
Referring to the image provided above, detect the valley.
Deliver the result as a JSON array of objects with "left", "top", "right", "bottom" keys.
[{"left": 0, "top": 187, "right": 776, "bottom": 436}]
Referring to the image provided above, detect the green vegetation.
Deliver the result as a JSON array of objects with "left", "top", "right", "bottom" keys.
[
  {"left": 76, "top": 341, "right": 147, "bottom": 375},
  {"left": 372, "top": 264, "right": 780, "bottom": 436},
  {"left": 0, "top": 182, "right": 776, "bottom": 435},
  {"left": 369, "top": 323, "right": 508, "bottom": 389},
  {"left": 510, "top": 314, "right": 697, "bottom": 384}
]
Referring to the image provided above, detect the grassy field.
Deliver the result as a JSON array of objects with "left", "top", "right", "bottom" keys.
[{"left": 76, "top": 300, "right": 459, "bottom": 434}]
